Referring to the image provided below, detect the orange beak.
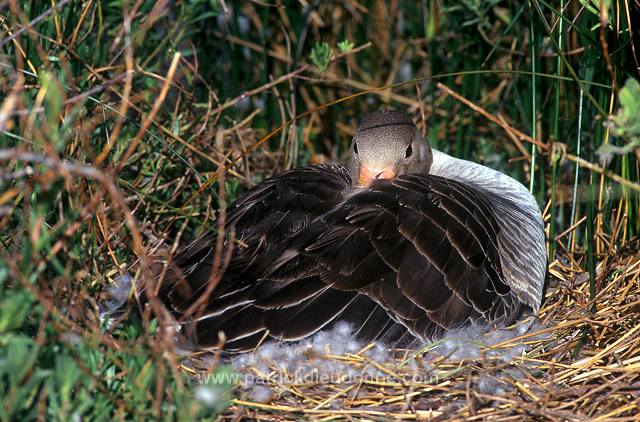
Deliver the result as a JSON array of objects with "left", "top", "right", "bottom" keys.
[{"left": 358, "top": 166, "right": 396, "bottom": 186}]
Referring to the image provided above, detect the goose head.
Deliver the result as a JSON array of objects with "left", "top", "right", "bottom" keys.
[{"left": 348, "top": 110, "right": 433, "bottom": 186}]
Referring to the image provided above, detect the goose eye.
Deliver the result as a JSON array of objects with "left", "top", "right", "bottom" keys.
[
  {"left": 405, "top": 144, "right": 413, "bottom": 158},
  {"left": 353, "top": 142, "right": 359, "bottom": 154}
]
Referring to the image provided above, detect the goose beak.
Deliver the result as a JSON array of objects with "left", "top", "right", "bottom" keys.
[{"left": 358, "top": 166, "right": 396, "bottom": 186}]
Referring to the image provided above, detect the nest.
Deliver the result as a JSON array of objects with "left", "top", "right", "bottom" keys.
[{"left": 210, "top": 246, "right": 640, "bottom": 420}]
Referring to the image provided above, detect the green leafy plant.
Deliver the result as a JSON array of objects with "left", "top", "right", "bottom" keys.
[
  {"left": 599, "top": 78, "right": 640, "bottom": 156},
  {"left": 309, "top": 42, "right": 334, "bottom": 71},
  {"left": 337, "top": 39, "right": 354, "bottom": 53}
]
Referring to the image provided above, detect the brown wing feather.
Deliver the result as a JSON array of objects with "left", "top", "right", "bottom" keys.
[
  {"left": 275, "top": 174, "right": 525, "bottom": 341},
  {"left": 159, "top": 168, "right": 527, "bottom": 351},
  {"left": 156, "top": 165, "right": 407, "bottom": 351}
]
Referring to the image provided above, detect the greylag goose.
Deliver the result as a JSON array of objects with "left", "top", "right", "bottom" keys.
[{"left": 157, "top": 110, "right": 546, "bottom": 352}]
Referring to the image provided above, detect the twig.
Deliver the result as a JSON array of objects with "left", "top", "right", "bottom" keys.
[
  {"left": 0, "top": 0, "right": 72, "bottom": 48},
  {"left": 5, "top": 72, "right": 132, "bottom": 117},
  {"left": 114, "top": 52, "right": 181, "bottom": 172},
  {"left": 211, "top": 42, "right": 372, "bottom": 115},
  {"left": 437, "top": 82, "right": 640, "bottom": 193},
  {"left": 0, "top": 148, "right": 147, "bottom": 267}
]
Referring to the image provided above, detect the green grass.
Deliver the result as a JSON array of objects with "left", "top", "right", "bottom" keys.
[{"left": 1, "top": 0, "right": 639, "bottom": 419}]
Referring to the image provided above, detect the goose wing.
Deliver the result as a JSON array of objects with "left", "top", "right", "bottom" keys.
[
  {"left": 272, "top": 174, "right": 529, "bottom": 341},
  {"left": 160, "top": 165, "right": 407, "bottom": 351}
]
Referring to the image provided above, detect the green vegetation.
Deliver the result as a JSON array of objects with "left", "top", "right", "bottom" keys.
[
  {"left": 1, "top": 0, "right": 639, "bottom": 419},
  {"left": 601, "top": 78, "right": 640, "bottom": 155},
  {"left": 309, "top": 41, "right": 335, "bottom": 71}
]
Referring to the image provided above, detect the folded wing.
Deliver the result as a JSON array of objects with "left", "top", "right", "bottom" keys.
[
  {"left": 272, "top": 174, "right": 528, "bottom": 341},
  {"left": 158, "top": 169, "right": 535, "bottom": 352},
  {"left": 158, "top": 165, "right": 408, "bottom": 352}
]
